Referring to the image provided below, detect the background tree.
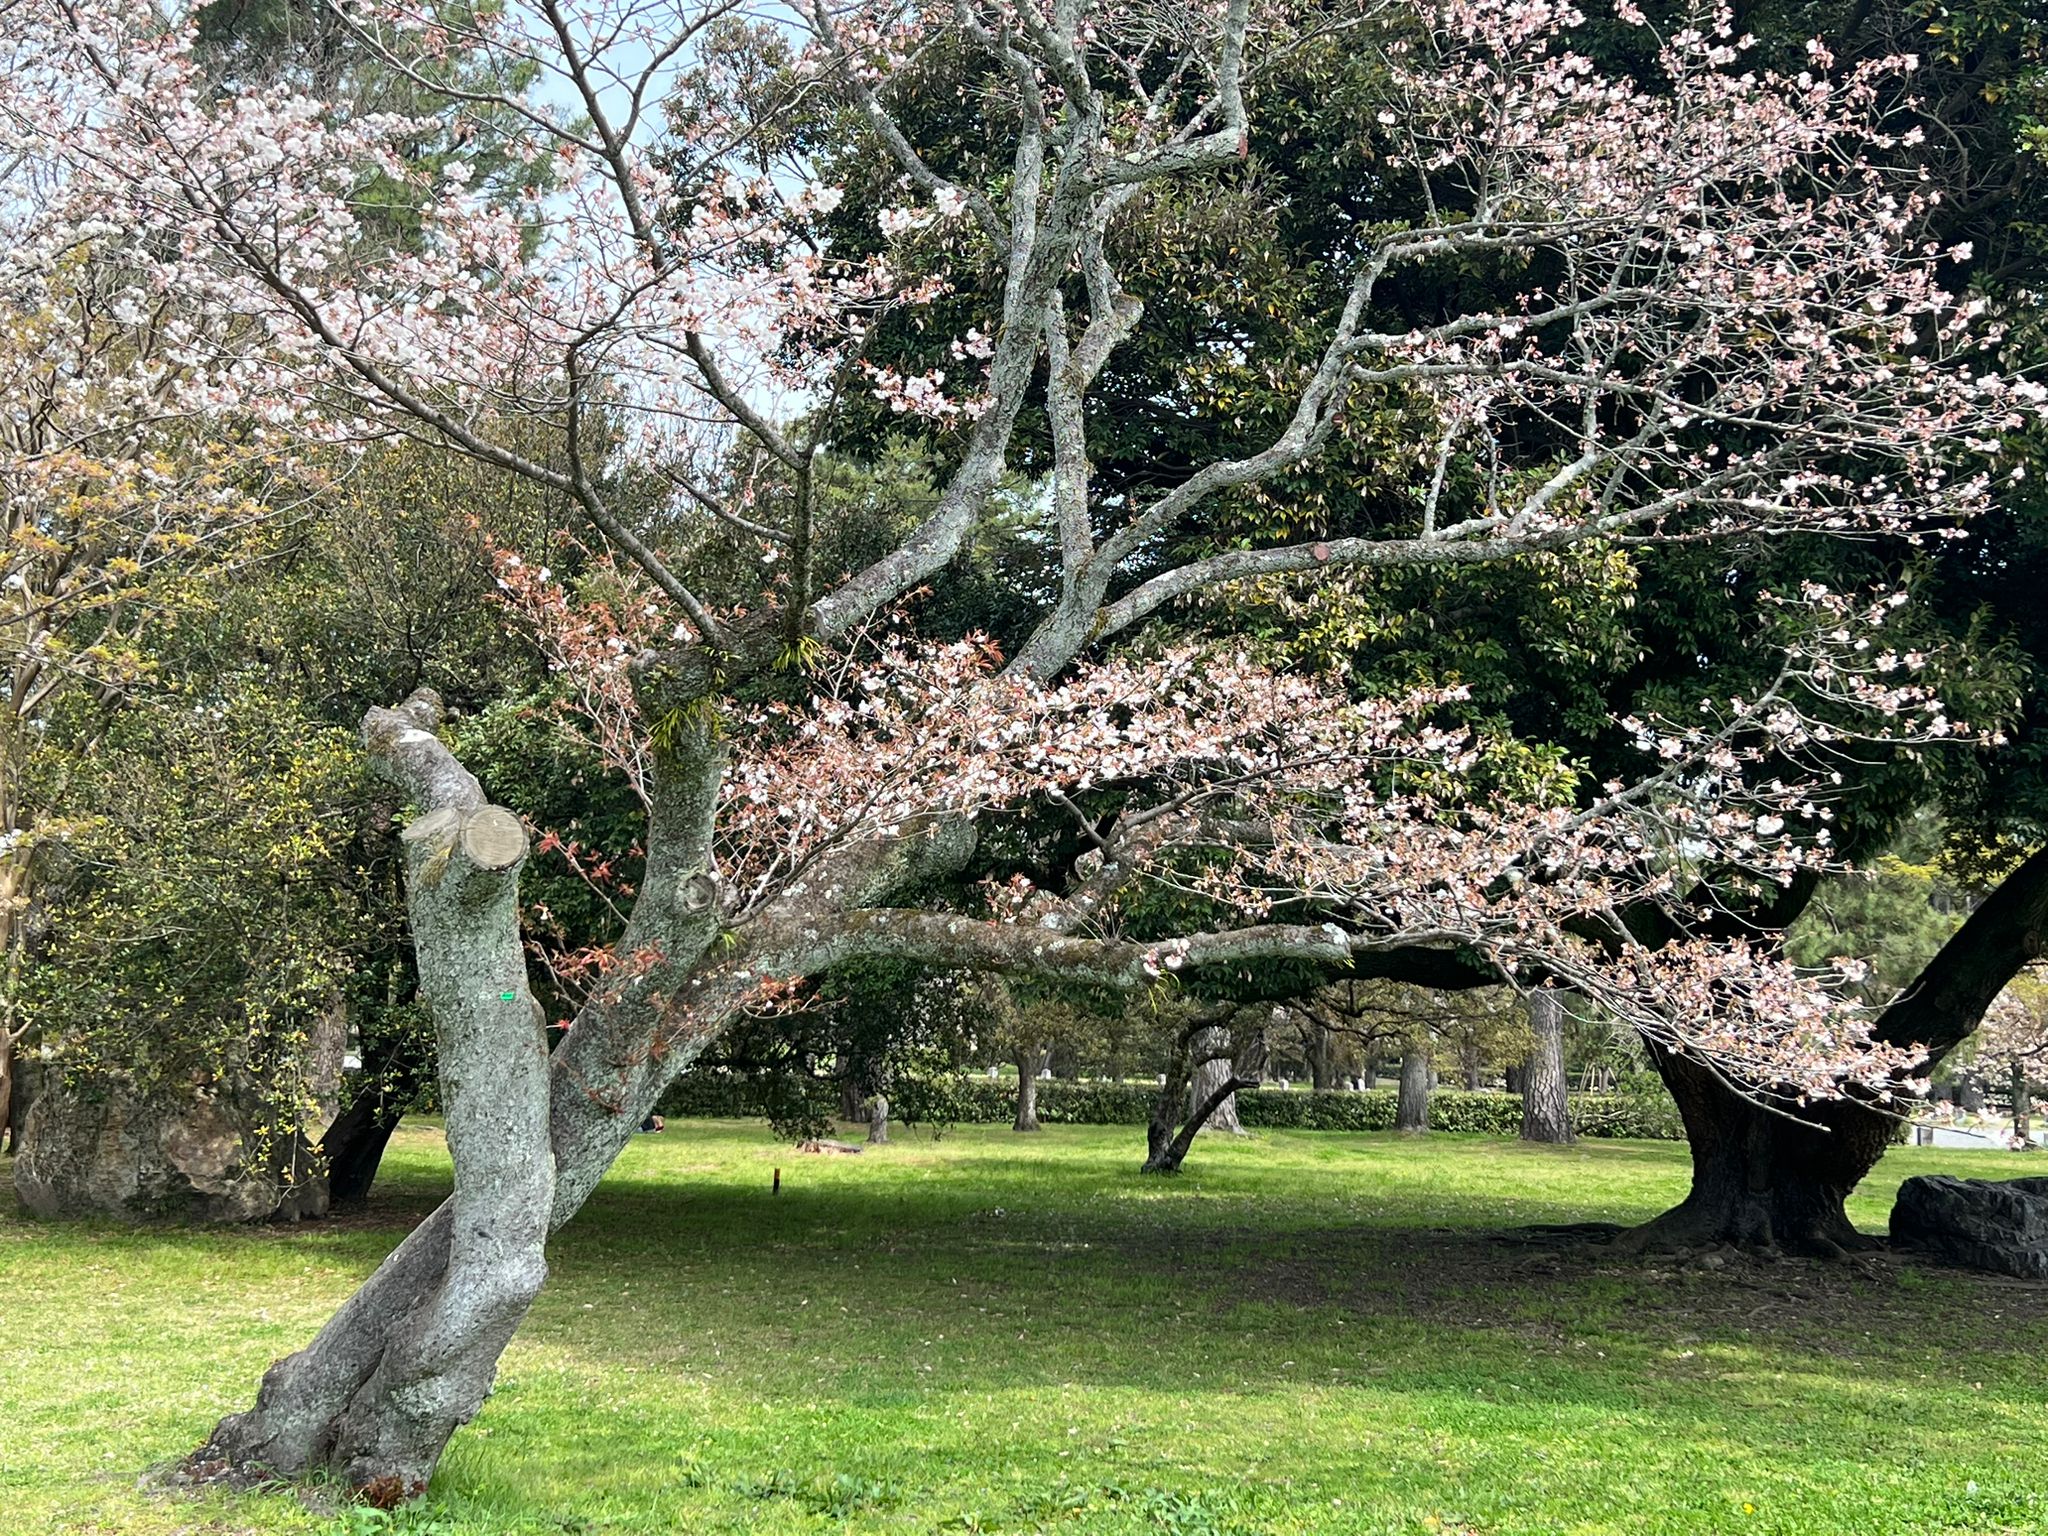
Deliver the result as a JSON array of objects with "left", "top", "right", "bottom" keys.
[
  {"left": 1521, "top": 989, "right": 1573, "bottom": 1145},
  {"left": 1961, "top": 975, "right": 2048, "bottom": 1144},
  {"left": 1142, "top": 1000, "right": 1266, "bottom": 1173}
]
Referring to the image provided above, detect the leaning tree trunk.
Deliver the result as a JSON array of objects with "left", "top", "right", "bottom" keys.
[
  {"left": 1629, "top": 843, "right": 2048, "bottom": 1254},
  {"left": 1395, "top": 1047, "right": 1431, "bottom": 1133},
  {"left": 207, "top": 695, "right": 552, "bottom": 1496},
  {"left": 323, "top": 1094, "right": 409, "bottom": 1208},
  {"left": 1187, "top": 1022, "right": 1245, "bottom": 1135},
  {"left": 1520, "top": 990, "right": 1574, "bottom": 1145},
  {"left": 196, "top": 693, "right": 558, "bottom": 1500},
  {"left": 1143, "top": 1013, "right": 1258, "bottom": 1173},
  {"left": 191, "top": 670, "right": 762, "bottom": 1498},
  {"left": 322, "top": 1034, "right": 430, "bottom": 1206}
]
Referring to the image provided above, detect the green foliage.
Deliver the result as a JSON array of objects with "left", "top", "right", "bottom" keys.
[
  {"left": 1787, "top": 817, "right": 1969, "bottom": 1004},
  {"left": 450, "top": 695, "right": 644, "bottom": 984},
  {"left": 659, "top": 1072, "right": 1684, "bottom": 1139},
  {"left": 16, "top": 680, "right": 366, "bottom": 1161},
  {"left": 14, "top": 430, "right": 579, "bottom": 1184},
  {"left": 699, "top": 957, "right": 988, "bottom": 1141}
]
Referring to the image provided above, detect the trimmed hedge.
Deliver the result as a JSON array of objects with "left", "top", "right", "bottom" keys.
[{"left": 659, "top": 1073, "right": 1685, "bottom": 1140}]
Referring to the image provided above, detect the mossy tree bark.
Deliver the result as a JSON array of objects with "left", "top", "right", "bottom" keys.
[{"left": 202, "top": 692, "right": 555, "bottom": 1499}]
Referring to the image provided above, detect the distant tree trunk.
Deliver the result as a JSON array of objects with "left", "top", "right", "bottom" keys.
[
  {"left": 1305, "top": 1025, "right": 1327, "bottom": 1091},
  {"left": 1462, "top": 1037, "right": 1483, "bottom": 1091},
  {"left": 865, "top": 1095, "right": 888, "bottom": 1145},
  {"left": 1013, "top": 1046, "right": 1042, "bottom": 1131},
  {"left": 2012, "top": 1062, "right": 2032, "bottom": 1146},
  {"left": 322, "top": 1034, "right": 430, "bottom": 1206},
  {"left": 0, "top": 852, "right": 26, "bottom": 1157},
  {"left": 1144, "top": 1014, "right": 1259, "bottom": 1173},
  {"left": 1187, "top": 1023, "right": 1245, "bottom": 1135},
  {"left": 1363, "top": 1054, "right": 1380, "bottom": 1091},
  {"left": 1395, "top": 1048, "right": 1430, "bottom": 1133},
  {"left": 323, "top": 1096, "right": 407, "bottom": 1207},
  {"left": 1520, "top": 990, "right": 1574, "bottom": 1145}
]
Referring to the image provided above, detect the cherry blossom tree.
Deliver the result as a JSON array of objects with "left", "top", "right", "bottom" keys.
[
  {"left": 7, "top": 0, "right": 2044, "bottom": 1498},
  {"left": 1974, "top": 979, "right": 2048, "bottom": 1147}
]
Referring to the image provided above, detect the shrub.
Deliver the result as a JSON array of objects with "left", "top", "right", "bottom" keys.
[{"left": 658, "top": 1074, "right": 1685, "bottom": 1140}]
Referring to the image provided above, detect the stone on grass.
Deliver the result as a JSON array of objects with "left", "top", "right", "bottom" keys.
[
  {"left": 14, "top": 1082, "right": 326, "bottom": 1222},
  {"left": 1890, "top": 1174, "right": 2048, "bottom": 1279}
]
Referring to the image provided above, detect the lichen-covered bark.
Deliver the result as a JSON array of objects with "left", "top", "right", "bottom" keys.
[{"left": 201, "top": 692, "right": 554, "bottom": 1497}]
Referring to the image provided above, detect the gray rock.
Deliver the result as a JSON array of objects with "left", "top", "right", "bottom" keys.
[
  {"left": 1890, "top": 1174, "right": 2048, "bottom": 1279},
  {"left": 12, "top": 1081, "right": 326, "bottom": 1222}
]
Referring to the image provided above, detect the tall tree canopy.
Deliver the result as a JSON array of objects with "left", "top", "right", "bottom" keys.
[{"left": 4, "top": 0, "right": 2044, "bottom": 1499}]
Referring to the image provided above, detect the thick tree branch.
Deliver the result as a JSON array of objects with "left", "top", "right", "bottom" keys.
[{"left": 1877, "top": 845, "right": 2048, "bottom": 1068}]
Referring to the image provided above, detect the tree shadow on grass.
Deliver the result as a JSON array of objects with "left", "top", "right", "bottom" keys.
[{"left": 527, "top": 1159, "right": 2048, "bottom": 1420}]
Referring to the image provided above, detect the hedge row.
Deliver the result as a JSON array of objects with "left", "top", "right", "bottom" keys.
[{"left": 658, "top": 1073, "right": 1686, "bottom": 1140}]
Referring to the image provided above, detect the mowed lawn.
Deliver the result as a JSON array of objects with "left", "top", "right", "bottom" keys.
[{"left": 4, "top": 1122, "right": 2047, "bottom": 1536}]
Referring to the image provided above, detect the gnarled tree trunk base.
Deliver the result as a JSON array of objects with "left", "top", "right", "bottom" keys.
[
  {"left": 1622, "top": 1048, "right": 1896, "bottom": 1258},
  {"left": 185, "top": 1203, "right": 455, "bottom": 1490}
]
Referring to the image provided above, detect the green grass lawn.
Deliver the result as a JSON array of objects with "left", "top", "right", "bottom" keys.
[{"left": 5, "top": 1122, "right": 2047, "bottom": 1536}]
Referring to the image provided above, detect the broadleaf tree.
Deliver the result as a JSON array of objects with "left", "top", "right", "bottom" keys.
[{"left": 6, "top": 0, "right": 2045, "bottom": 1498}]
